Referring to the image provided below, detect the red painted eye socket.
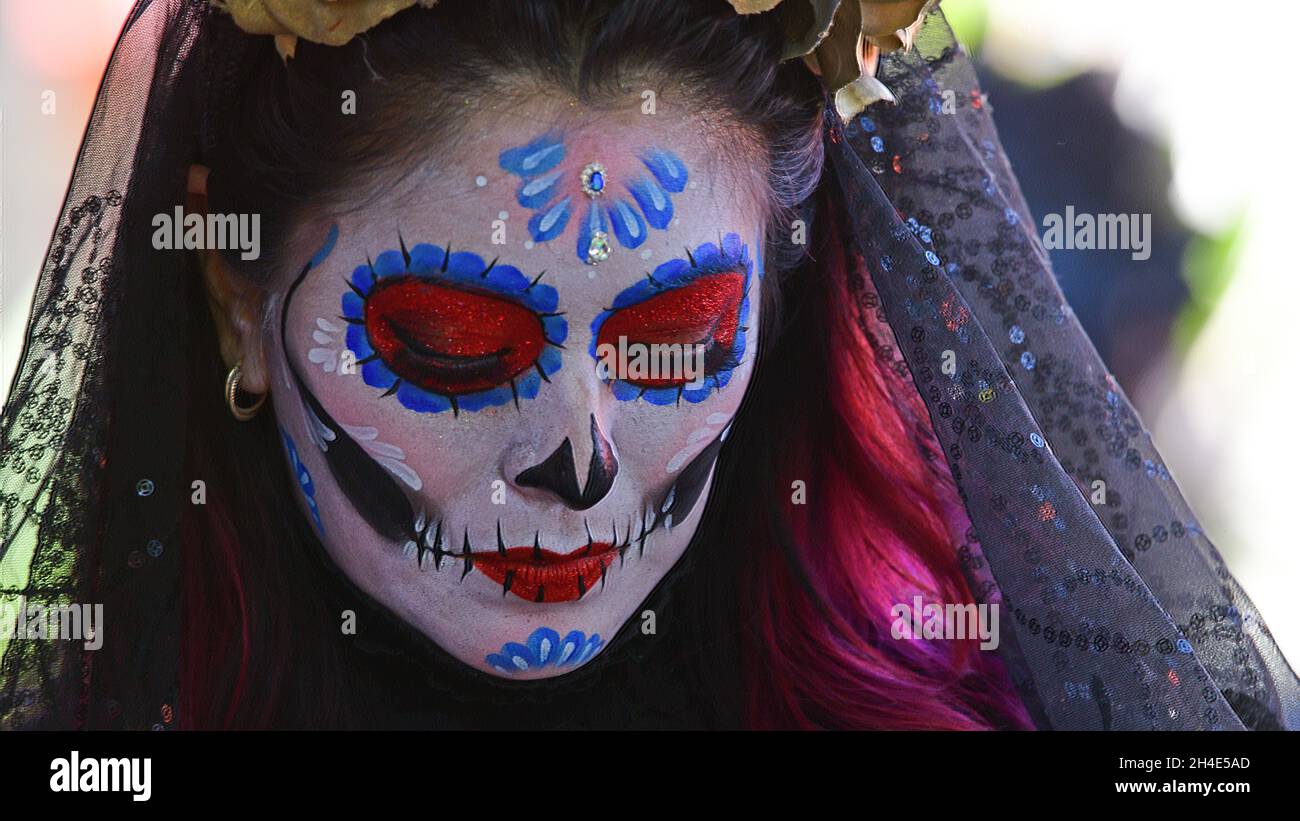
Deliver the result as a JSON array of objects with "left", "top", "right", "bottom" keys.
[
  {"left": 596, "top": 272, "right": 745, "bottom": 389},
  {"left": 364, "top": 276, "right": 546, "bottom": 395}
]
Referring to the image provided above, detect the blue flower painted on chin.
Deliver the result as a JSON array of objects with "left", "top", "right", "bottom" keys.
[
  {"left": 589, "top": 232, "right": 752, "bottom": 406},
  {"left": 486, "top": 627, "right": 604, "bottom": 674},
  {"left": 280, "top": 427, "right": 323, "bottom": 535},
  {"left": 340, "top": 242, "right": 567, "bottom": 415},
  {"left": 499, "top": 132, "right": 689, "bottom": 263}
]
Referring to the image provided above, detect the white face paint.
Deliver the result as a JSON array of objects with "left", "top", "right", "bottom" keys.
[{"left": 267, "top": 110, "right": 767, "bottom": 679}]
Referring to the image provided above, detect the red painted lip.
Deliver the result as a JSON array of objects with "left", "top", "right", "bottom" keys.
[{"left": 472, "top": 543, "right": 617, "bottom": 603}]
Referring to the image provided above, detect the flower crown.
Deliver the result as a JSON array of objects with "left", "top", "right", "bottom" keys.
[{"left": 212, "top": 0, "right": 937, "bottom": 121}]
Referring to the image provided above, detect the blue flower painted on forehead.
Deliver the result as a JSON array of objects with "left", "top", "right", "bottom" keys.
[
  {"left": 340, "top": 241, "right": 567, "bottom": 415},
  {"left": 499, "top": 132, "right": 689, "bottom": 265}
]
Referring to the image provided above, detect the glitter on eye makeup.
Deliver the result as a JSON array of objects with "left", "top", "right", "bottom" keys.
[
  {"left": 339, "top": 238, "right": 567, "bottom": 415},
  {"left": 588, "top": 232, "right": 752, "bottom": 405}
]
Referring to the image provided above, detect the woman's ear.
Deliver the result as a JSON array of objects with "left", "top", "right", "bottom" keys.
[{"left": 188, "top": 164, "right": 270, "bottom": 395}]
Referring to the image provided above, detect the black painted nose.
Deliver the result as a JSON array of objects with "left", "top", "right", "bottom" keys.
[{"left": 515, "top": 415, "right": 618, "bottom": 510}]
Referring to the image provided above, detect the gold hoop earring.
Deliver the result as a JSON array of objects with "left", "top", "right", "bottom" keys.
[{"left": 226, "top": 362, "right": 266, "bottom": 422}]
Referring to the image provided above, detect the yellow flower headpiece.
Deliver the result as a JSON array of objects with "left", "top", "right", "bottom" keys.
[
  {"left": 213, "top": 0, "right": 936, "bottom": 121},
  {"left": 213, "top": 0, "right": 439, "bottom": 59},
  {"left": 728, "top": 0, "right": 938, "bottom": 121}
]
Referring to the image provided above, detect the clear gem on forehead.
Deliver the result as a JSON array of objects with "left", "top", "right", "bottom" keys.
[{"left": 586, "top": 231, "right": 611, "bottom": 264}]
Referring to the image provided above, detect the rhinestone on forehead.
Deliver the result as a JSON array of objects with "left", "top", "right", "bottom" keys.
[
  {"left": 586, "top": 230, "right": 612, "bottom": 264},
  {"left": 580, "top": 162, "right": 607, "bottom": 198}
]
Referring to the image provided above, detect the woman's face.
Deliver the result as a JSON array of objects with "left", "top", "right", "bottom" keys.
[{"left": 262, "top": 108, "right": 767, "bottom": 678}]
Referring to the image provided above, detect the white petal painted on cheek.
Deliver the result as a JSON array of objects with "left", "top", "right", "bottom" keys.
[
  {"left": 308, "top": 347, "right": 338, "bottom": 373},
  {"left": 665, "top": 448, "right": 695, "bottom": 473},
  {"left": 339, "top": 422, "right": 424, "bottom": 491},
  {"left": 666, "top": 413, "right": 733, "bottom": 472},
  {"left": 364, "top": 440, "right": 406, "bottom": 459},
  {"left": 380, "top": 457, "right": 423, "bottom": 491},
  {"left": 341, "top": 423, "right": 379, "bottom": 441},
  {"left": 308, "top": 316, "right": 343, "bottom": 374},
  {"left": 302, "top": 398, "right": 337, "bottom": 452},
  {"left": 661, "top": 485, "right": 676, "bottom": 513},
  {"left": 686, "top": 427, "right": 712, "bottom": 446}
]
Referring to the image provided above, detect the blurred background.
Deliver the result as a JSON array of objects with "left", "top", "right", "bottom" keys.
[{"left": 1, "top": 0, "right": 1297, "bottom": 663}]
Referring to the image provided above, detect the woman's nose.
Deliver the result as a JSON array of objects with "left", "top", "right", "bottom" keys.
[{"left": 514, "top": 413, "right": 618, "bottom": 510}]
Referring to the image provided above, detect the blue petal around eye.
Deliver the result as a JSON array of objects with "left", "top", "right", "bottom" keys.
[
  {"left": 537, "top": 345, "right": 563, "bottom": 378},
  {"left": 481, "top": 261, "right": 530, "bottom": 293},
  {"left": 407, "top": 242, "right": 443, "bottom": 274},
  {"left": 529, "top": 197, "right": 571, "bottom": 243},
  {"left": 516, "top": 171, "right": 563, "bottom": 209},
  {"left": 627, "top": 175, "right": 673, "bottom": 229},
  {"left": 610, "top": 379, "right": 640, "bottom": 401},
  {"left": 444, "top": 250, "right": 488, "bottom": 280},
  {"left": 608, "top": 280, "right": 654, "bottom": 310},
  {"left": 646, "top": 257, "right": 694, "bottom": 290},
  {"left": 348, "top": 262, "right": 376, "bottom": 293},
  {"left": 361, "top": 357, "right": 397, "bottom": 391},
  {"left": 640, "top": 148, "right": 688, "bottom": 193},
  {"left": 542, "top": 314, "right": 568, "bottom": 344},
  {"left": 587, "top": 315, "right": 609, "bottom": 362},
  {"left": 681, "top": 382, "right": 713, "bottom": 403},
  {"left": 691, "top": 241, "right": 724, "bottom": 270},
  {"left": 499, "top": 133, "right": 565, "bottom": 176},
  {"left": 514, "top": 369, "right": 542, "bottom": 400},
  {"left": 396, "top": 381, "right": 453, "bottom": 413},
  {"left": 606, "top": 198, "right": 647, "bottom": 248},
  {"left": 575, "top": 200, "right": 610, "bottom": 262},
  {"left": 342, "top": 290, "right": 365, "bottom": 321},
  {"left": 524, "top": 282, "right": 559, "bottom": 314},
  {"left": 373, "top": 249, "right": 406, "bottom": 278},
  {"left": 456, "top": 383, "right": 515, "bottom": 412},
  {"left": 721, "top": 231, "right": 746, "bottom": 263},
  {"left": 642, "top": 386, "right": 681, "bottom": 406},
  {"left": 345, "top": 322, "right": 373, "bottom": 359}
]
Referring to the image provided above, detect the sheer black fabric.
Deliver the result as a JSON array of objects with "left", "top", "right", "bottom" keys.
[
  {"left": 825, "top": 14, "right": 1299, "bottom": 729},
  {"left": 1, "top": 0, "right": 1295, "bottom": 730}
]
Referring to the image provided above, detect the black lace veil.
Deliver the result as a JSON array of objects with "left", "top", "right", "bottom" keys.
[{"left": 2, "top": 0, "right": 1296, "bottom": 730}]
